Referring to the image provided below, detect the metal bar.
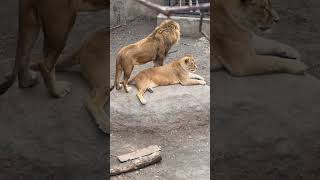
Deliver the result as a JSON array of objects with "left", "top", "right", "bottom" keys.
[
  {"left": 199, "top": 11, "right": 209, "bottom": 40},
  {"left": 133, "top": 0, "right": 210, "bottom": 16},
  {"left": 134, "top": 0, "right": 210, "bottom": 40}
]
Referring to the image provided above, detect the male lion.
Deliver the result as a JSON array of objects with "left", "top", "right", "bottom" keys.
[
  {"left": 111, "top": 19, "right": 180, "bottom": 93},
  {"left": 0, "top": 0, "right": 108, "bottom": 97},
  {"left": 31, "top": 27, "right": 109, "bottom": 134},
  {"left": 128, "top": 55, "right": 206, "bottom": 105},
  {"left": 212, "top": 0, "right": 307, "bottom": 76}
]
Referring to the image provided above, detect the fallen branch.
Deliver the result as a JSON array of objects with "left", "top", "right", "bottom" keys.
[{"left": 110, "top": 151, "right": 162, "bottom": 176}]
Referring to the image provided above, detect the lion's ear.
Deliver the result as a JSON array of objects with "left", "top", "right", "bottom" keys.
[{"left": 185, "top": 58, "right": 190, "bottom": 64}]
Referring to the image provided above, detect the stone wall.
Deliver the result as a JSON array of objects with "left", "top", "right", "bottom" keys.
[{"left": 110, "top": 0, "right": 164, "bottom": 26}]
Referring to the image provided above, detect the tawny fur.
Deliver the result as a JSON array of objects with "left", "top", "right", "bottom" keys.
[
  {"left": 31, "top": 27, "right": 110, "bottom": 134},
  {"left": 112, "top": 19, "right": 181, "bottom": 93},
  {"left": 129, "top": 55, "right": 206, "bottom": 105},
  {"left": 212, "top": 0, "right": 306, "bottom": 76},
  {"left": 0, "top": 0, "right": 108, "bottom": 97}
]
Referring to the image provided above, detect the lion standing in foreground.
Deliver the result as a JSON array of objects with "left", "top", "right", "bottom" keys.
[
  {"left": 129, "top": 55, "right": 206, "bottom": 105},
  {"left": 111, "top": 19, "right": 180, "bottom": 93},
  {"left": 31, "top": 27, "right": 110, "bottom": 134},
  {"left": 212, "top": 0, "right": 306, "bottom": 76},
  {"left": 0, "top": 0, "right": 108, "bottom": 97}
]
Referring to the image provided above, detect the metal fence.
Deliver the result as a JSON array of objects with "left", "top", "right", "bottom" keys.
[
  {"left": 165, "top": 0, "right": 209, "bottom": 16},
  {"left": 134, "top": 0, "right": 210, "bottom": 39}
]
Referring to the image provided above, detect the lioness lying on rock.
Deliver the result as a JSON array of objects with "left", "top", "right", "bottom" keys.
[
  {"left": 128, "top": 55, "right": 206, "bottom": 105},
  {"left": 212, "top": 0, "right": 306, "bottom": 76},
  {"left": 111, "top": 19, "right": 181, "bottom": 93}
]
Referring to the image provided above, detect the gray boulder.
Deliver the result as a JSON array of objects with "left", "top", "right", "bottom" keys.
[{"left": 111, "top": 85, "right": 210, "bottom": 131}]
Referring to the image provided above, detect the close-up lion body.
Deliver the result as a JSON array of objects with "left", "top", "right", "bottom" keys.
[
  {"left": 0, "top": 0, "right": 108, "bottom": 97},
  {"left": 38, "top": 26, "right": 110, "bottom": 133},
  {"left": 129, "top": 55, "right": 206, "bottom": 105},
  {"left": 212, "top": 0, "right": 306, "bottom": 76},
  {"left": 112, "top": 19, "right": 180, "bottom": 93}
]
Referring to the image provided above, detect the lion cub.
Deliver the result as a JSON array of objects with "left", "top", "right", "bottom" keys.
[
  {"left": 111, "top": 19, "right": 180, "bottom": 93},
  {"left": 129, "top": 55, "right": 206, "bottom": 105}
]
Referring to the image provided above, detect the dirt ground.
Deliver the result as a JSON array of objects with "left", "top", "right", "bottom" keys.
[
  {"left": 110, "top": 19, "right": 210, "bottom": 179},
  {"left": 213, "top": 0, "right": 320, "bottom": 179},
  {"left": 0, "top": 1, "right": 108, "bottom": 180}
]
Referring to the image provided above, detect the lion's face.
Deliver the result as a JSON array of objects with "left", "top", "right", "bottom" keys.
[
  {"left": 241, "top": 0, "right": 279, "bottom": 32},
  {"left": 182, "top": 55, "right": 197, "bottom": 73}
]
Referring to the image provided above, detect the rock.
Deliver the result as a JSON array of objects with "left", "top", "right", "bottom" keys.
[
  {"left": 213, "top": 71, "right": 320, "bottom": 179},
  {"left": 111, "top": 85, "right": 210, "bottom": 131}
]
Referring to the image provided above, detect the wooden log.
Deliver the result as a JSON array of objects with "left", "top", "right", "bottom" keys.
[
  {"left": 110, "top": 151, "right": 162, "bottom": 176},
  {"left": 117, "top": 145, "right": 161, "bottom": 162}
]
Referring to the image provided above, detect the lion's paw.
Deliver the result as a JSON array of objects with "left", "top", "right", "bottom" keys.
[
  {"left": 290, "top": 62, "right": 307, "bottom": 75},
  {"left": 125, "top": 86, "right": 132, "bottom": 93},
  {"left": 116, "top": 83, "right": 123, "bottom": 90},
  {"left": 51, "top": 81, "right": 72, "bottom": 98},
  {"left": 200, "top": 80, "right": 207, "bottom": 85},
  {"left": 18, "top": 70, "right": 39, "bottom": 88},
  {"left": 278, "top": 46, "right": 301, "bottom": 60}
]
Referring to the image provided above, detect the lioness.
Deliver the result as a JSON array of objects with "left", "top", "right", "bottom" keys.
[
  {"left": 212, "top": 0, "right": 307, "bottom": 76},
  {"left": 0, "top": 0, "right": 108, "bottom": 97},
  {"left": 111, "top": 19, "right": 180, "bottom": 93},
  {"left": 31, "top": 27, "right": 109, "bottom": 134},
  {"left": 128, "top": 55, "right": 206, "bottom": 105}
]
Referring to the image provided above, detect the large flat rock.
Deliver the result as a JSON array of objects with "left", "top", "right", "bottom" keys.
[
  {"left": 213, "top": 72, "right": 320, "bottom": 179},
  {"left": 110, "top": 80, "right": 210, "bottom": 179},
  {"left": 111, "top": 85, "right": 210, "bottom": 131}
]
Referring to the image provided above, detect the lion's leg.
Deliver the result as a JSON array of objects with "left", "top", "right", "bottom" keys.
[
  {"left": 38, "top": 14, "right": 75, "bottom": 98},
  {"left": 253, "top": 34, "right": 300, "bottom": 59},
  {"left": 86, "top": 88, "right": 110, "bottom": 134},
  {"left": 180, "top": 79, "right": 206, "bottom": 86},
  {"left": 114, "top": 60, "right": 123, "bottom": 90},
  {"left": 153, "top": 52, "right": 165, "bottom": 67},
  {"left": 228, "top": 55, "right": 306, "bottom": 76},
  {"left": 122, "top": 64, "right": 134, "bottom": 93},
  {"left": 136, "top": 89, "right": 147, "bottom": 105},
  {"left": 153, "top": 58, "right": 163, "bottom": 67},
  {"left": 17, "top": 5, "right": 41, "bottom": 88},
  {"left": 188, "top": 73, "right": 204, "bottom": 80}
]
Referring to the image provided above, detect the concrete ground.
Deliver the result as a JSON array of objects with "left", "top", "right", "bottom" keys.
[
  {"left": 0, "top": 1, "right": 108, "bottom": 179},
  {"left": 213, "top": 0, "right": 320, "bottom": 179},
  {"left": 110, "top": 19, "right": 210, "bottom": 179}
]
